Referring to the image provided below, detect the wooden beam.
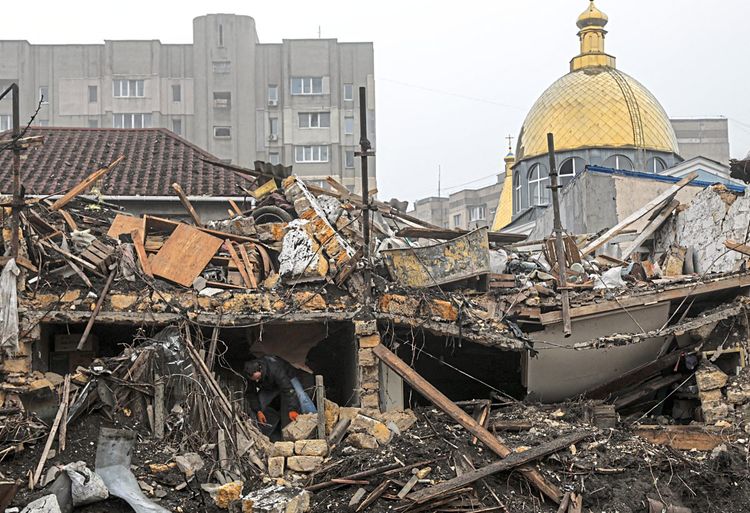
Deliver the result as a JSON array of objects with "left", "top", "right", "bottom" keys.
[
  {"left": 171, "top": 182, "right": 203, "bottom": 226},
  {"left": 613, "top": 373, "right": 684, "bottom": 410},
  {"left": 408, "top": 430, "right": 593, "bottom": 504},
  {"left": 58, "top": 209, "right": 79, "bottom": 232},
  {"left": 725, "top": 239, "right": 750, "bottom": 257},
  {"left": 372, "top": 344, "right": 562, "bottom": 503},
  {"left": 633, "top": 425, "right": 732, "bottom": 451},
  {"left": 50, "top": 155, "right": 125, "bottom": 211},
  {"left": 31, "top": 388, "right": 69, "bottom": 488},
  {"left": 57, "top": 375, "right": 71, "bottom": 453},
  {"left": 77, "top": 268, "right": 116, "bottom": 350},
  {"left": 237, "top": 243, "right": 258, "bottom": 288},
  {"left": 228, "top": 199, "right": 244, "bottom": 216},
  {"left": 396, "top": 226, "right": 527, "bottom": 244},
  {"left": 622, "top": 199, "right": 679, "bottom": 257},
  {"left": 580, "top": 172, "right": 697, "bottom": 256},
  {"left": 225, "top": 240, "right": 253, "bottom": 288},
  {"left": 130, "top": 229, "right": 153, "bottom": 277}
]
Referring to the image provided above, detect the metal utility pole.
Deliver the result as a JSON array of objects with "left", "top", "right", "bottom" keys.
[
  {"left": 0, "top": 83, "right": 21, "bottom": 258},
  {"left": 356, "top": 86, "right": 375, "bottom": 308},
  {"left": 547, "top": 133, "right": 572, "bottom": 336}
]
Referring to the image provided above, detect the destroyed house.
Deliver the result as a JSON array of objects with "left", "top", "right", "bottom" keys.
[{"left": 5, "top": 149, "right": 750, "bottom": 511}]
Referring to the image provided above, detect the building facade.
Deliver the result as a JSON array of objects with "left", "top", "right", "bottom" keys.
[
  {"left": 670, "top": 117, "right": 730, "bottom": 165},
  {"left": 0, "top": 14, "right": 375, "bottom": 192}
]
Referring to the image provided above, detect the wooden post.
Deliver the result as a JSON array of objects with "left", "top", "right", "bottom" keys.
[
  {"left": 58, "top": 375, "right": 71, "bottom": 452},
  {"left": 171, "top": 182, "right": 203, "bottom": 226},
  {"left": 218, "top": 428, "right": 229, "bottom": 471},
  {"left": 31, "top": 391, "right": 68, "bottom": 488},
  {"left": 77, "top": 268, "right": 116, "bottom": 350},
  {"left": 547, "top": 133, "right": 572, "bottom": 336},
  {"left": 154, "top": 374, "right": 165, "bottom": 439},
  {"left": 373, "top": 343, "right": 562, "bottom": 504},
  {"left": 315, "top": 375, "right": 326, "bottom": 439}
]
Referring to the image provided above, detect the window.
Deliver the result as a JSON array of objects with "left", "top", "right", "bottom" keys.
[
  {"left": 113, "top": 79, "right": 145, "bottom": 98},
  {"left": 299, "top": 112, "right": 330, "bottom": 129},
  {"left": 269, "top": 118, "right": 278, "bottom": 137},
  {"left": 39, "top": 86, "right": 48, "bottom": 104},
  {"left": 513, "top": 171, "right": 522, "bottom": 213},
  {"left": 345, "top": 150, "right": 355, "bottom": 168},
  {"left": 214, "top": 126, "right": 231, "bottom": 138},
  {"left": 88, "top": 85, "right": 98, "bottom": 103},
  {"left": 212, "top": 61, "right": 231, "bottom": 74},
  {"left": 469, "top": 205, "right": 486, "bottom": 222},
  {"left": 269, "top": 152, "right": 280, "bottom": 165},
  {"left": 528, "top": 164, "right": 549, "bottom": 206},
  {"left": 453, "top": 213, "right": 462, "bottom": 228},
  {"left": 291, "top": 77, "right": 323, "bottom": 95},
  {"left": 218, "top": 24, "right": 224, "bottom": 47},
  {"left": 344, "top": 116, "right": 354, "bottom": 135},
  {"left": 267, "top": 85, "right": 278, "bottom": 105},
  {"left": 213, "top": 92, "right": 231, "bottom": 108},
  {"left": 647, "top": 156, "right": 667, "bottom": 173},
  {"left": 112, "top": 113, "right": 151, "bottom": 128},
  {"left": 294, "top": 145, "right": 329, "bottom": 163},
  {"left": 559, "top": 157, "right": 585, "bottom": 187},
  {"left": 0, "top": 115, "right": 11, "bottom": 131},
  {"left": 88, "top": 118, "right": 99, "bottom": 128},
  {"left": 172, "top": 84, "right": 181, "bottom": 102},
  {"left": 172, "top": 119, "right": 182, "bottom": 136},
  {"left": 344, "top": 83, "right": 353, "bottom": 102},
  {"left": 603, "top": 154, "right": 634, "bottom": 171}
]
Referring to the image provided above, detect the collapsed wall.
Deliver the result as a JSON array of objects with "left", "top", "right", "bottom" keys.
[{"left": 655, "top": 185, "right": 750, "bottom": 273}]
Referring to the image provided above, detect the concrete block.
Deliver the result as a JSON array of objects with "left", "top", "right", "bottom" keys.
[
  {"left": 286, "top": 456, "right": 324, "bottom": 472},
  {"left": 294, "top": 439, "right": 329, "bottom": 457},
  {"left": 267, "top": 456, "right": 285, "bottom": 478},
  {"left": 272, "top": 441, "right": 295, "bottom": 457},
  {"left": 347, "top": 433, "right": 378, "bottom": 450}
]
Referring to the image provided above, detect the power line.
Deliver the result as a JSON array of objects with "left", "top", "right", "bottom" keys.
[{"left": 378, "top": 78, "right": 526, "bottom": 111}]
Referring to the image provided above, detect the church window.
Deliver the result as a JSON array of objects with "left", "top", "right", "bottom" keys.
[
  {"left": 528, "top": 164, "right": 549, "bottom": 206},
  {"left": 513, "top": 172, "right": 522, "bottom": 213},
  {"left": 603, "top": 154, "right": 634, "bottom": 171},
  {"left": 647, "top": 156, "right": 667, "bottom": 173},
  {"left": 559, "top": 157, "right": 585, "bottom": 186}
]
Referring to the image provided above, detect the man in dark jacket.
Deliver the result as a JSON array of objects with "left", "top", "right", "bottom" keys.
[{"left": 245, "top": 355, "right": 301, "bottom": 428}]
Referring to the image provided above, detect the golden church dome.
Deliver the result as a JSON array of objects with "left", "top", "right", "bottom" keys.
[{"left": 516, "top": 1, "right": 679, "bottom": 161}]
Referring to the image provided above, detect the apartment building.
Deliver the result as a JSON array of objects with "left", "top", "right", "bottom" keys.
[{"left": 0, "top": 14, "right": 375, "bottom": 192}]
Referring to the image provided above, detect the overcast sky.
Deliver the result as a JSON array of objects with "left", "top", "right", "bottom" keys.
[{"left": 5, "top": 1, "right": 750, "bottom": 205}]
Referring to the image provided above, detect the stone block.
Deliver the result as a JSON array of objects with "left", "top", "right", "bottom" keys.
[
  {"left": 377, "top": 294, "right": 419, "bottom": 317},
  {"left": 272, "top": 441, "right": 295, "bottom": 457},
  {"left": 359, "top": 334, "right": 380, "bottom": 348},
  {"left": 360, "top": 365, "right": 378, "bottom": 384},
  {"left": 375, "top": 409, "right": 418, "bottom": 433},
  {"left": 294, "top": 439, "right": 329, "bottom": 457},
  {"left": 282, "top": 414, "right": 318, "bottom": 442},
  {"left": 324, "top": 399, "right": 340, "bottom": 435},
  {"left": 699, "top": 389, "right": 724, "bottom": 404},
  {"left": 339, "top": 407, "right": 361, "bottom": 424},
  {"left": 214, "top": 481, "right": 244, "bottom": 509},
  {"left": 358, "top": 348, "right": 376, "bottom": 367},
  {"left": 241, "top": 484, "right": 311, "bottom": 513},
  {"left": 696, "top": 363, "right": 729, "bottom": 391},
  {"left": 267, "top": 456, "right": 285, "bottom": 478},
  {"left": 727, "top": 386, "right": 750, "bottom": 405},
  {"left": 428, "top": 299, "right": 458, "bottom": 321},
  {"left": 354, "top": 319, "right": 377, "bottom": 336},
  {"left": 361, "top": 381, "right": 379, "bottom": 391},
  {"left": 347, "top": 433, "right": 378, "bottom": 450},
  {"left": 293, "top": 291, "right": 326, "bottom": 310},
  {"left": 286, "top": 456, "right": 324, "bottom": 472},
  {"left": 0, "top": 356, "right": 30, "bottom": 373},
  {"left": 361, "top": 393, "right": 380, "bottom": 410},
  {"left": 703, "top": 401, "right": 732, "bottom": 424},
  {"left": 110, "top": 294, "right": 138, "bottom": 310}
]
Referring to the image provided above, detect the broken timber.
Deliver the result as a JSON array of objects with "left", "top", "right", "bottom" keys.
[
  {"left": 171, "top": 182, "right": 203, "bottom": 226},
  {"left": 372, "top": 344, "right": 562, "bottom": 503},
  {"left": 50, "top": 155, "right": 125, "bottom": 211},
  {"left": 408, "top": 430, "right": 594, "bottom": 504}
]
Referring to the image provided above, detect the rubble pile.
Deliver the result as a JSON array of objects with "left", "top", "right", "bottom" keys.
[{"left": 5, "top": 157, "right": 750, "bottom": 511}]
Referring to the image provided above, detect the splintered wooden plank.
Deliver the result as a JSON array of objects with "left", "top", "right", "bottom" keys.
[
  {"left": 51, "top": 155, "right": 125, "bottom": 211},
  {"left": 150, "top": 224, "right": 223, "bottom": 287},
  {"left": 107, "top": 214, "right": 144, "bottom": 240}
]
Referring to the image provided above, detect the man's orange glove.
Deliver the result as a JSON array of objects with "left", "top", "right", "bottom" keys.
[
  {"left": 256, "top": 411, "right": 267, "bottom": 424},
  {"left": 288, "top": 411, "right": 299, "bottom": 422}
]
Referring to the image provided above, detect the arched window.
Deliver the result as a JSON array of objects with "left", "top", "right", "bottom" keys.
[
  {"left": 646, "top": 156, "right": 667, "bottom": 173},
  {"left": 513, "top": 171, "right": 521, "bottom": 213},
  {"left": 603, "top": 154, "right": 634, "bottom": 171},
  {"left": 559, "top": 157, "right": 586, "bottom": 187},
  {"left": 528, "top": 164, "right": 549, "bottom": 206}
]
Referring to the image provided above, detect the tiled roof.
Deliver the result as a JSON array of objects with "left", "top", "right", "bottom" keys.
[{"left": 0, "top": 127, "right": 242, "bottom": 197}]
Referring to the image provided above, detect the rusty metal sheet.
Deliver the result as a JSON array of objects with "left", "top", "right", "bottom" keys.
[{"left": 382, "top": 227, "right": 490, "bottom": 288}]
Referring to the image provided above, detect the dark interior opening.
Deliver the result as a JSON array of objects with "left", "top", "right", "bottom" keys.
[{"left": 390, "top": 328, "right": 525, "bottom": 406}]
